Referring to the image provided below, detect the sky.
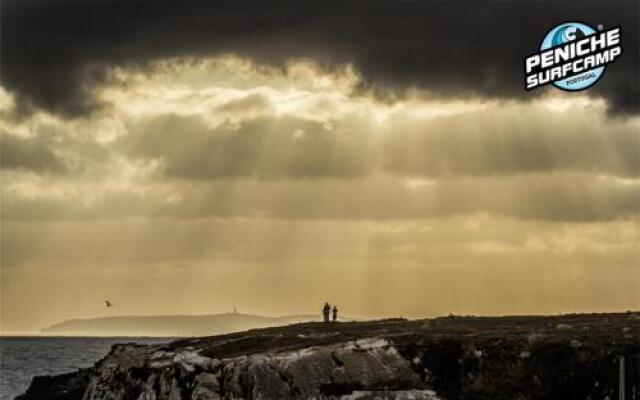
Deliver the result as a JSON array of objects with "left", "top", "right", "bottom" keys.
[{"left": 1, "top": 1, "right": 639, "bottom": 334}]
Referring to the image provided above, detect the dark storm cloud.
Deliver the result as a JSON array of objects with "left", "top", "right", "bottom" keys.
[
  {"left": 1, "top": 1, "right": 637, "bottom": 117},
  {"left": 0, "top": 132, "right": 66, "bottom": 173}
]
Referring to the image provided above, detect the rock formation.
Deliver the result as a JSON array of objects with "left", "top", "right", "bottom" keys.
[{"left": 18, "top": 313, "right": 640, "bottom": 399}]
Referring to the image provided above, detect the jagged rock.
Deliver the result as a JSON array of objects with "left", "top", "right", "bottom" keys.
[
  {"left": 191, "top": 373, "right": 221, "bottom": 400},
  {"left": 16, "top": 369, "right": 91, "bottom": 400},
  {"left": 247, "top": 357, "right": 291, "bottom": 399},
  {"left": 339, "top": 390, "right": 440, "bottom": 400},
  {"left": 174, "top": 350, "right": 219, "bottom": 372},
  {"left": 221, "top": 356, "right": 248, "bottom": 399},
  {"left": 47, "top": 338, "right": 439, "bottom": 400},
  {"left": 330, "top": 339, "right": 421, "bottom": 390},
  {"left": 279, "top": 347, "right": 339, "bottom": 398}
]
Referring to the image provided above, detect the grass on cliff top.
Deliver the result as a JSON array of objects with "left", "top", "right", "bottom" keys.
[{"left": 162, "top": 312, "right": 639, "bottom": 360}]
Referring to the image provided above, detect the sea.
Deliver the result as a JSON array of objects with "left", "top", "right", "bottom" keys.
[{"left": 0, "top": 336, "right": 178, "bottom": 400}]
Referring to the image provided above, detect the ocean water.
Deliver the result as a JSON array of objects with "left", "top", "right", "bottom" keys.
[{"left": 0, "top": 336, "right": 176, "bottom": 400}]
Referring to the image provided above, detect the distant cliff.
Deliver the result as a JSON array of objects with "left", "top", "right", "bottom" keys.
[
  {"left": 41, "top": 313, "right": 319, "bottom": 337},
  {"left": 22, "top": 312, "right": 640, "bottom": 399}
]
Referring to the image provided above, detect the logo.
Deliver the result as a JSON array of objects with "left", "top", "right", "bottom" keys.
[{"left": 525, "top": 22, "right": 623, "bottom": 91}]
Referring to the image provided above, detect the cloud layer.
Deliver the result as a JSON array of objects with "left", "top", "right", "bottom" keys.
[
  {"left": 2, "top": 57, "right": 638, "bottom": 224},
  {"left": 2, "top": 1, "right": 638, "bottom": 117}
]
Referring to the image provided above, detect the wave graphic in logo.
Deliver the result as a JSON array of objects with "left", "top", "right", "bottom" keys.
[{"left": 541, "top": 22, "right": 603, "bottom": 90}]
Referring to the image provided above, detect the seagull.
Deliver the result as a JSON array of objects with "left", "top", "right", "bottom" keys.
[{"left": 105, "top": 300, "right": 113, "bottom": 308}]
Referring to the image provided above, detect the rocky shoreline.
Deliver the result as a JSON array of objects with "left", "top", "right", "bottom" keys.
[{"left": 17, "top": 313, "right": 640, "bottom": 399}]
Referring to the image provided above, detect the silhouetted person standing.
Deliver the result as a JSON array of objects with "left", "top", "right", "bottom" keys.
[
  {"left": 332, "top": 305, "right": 338, "bottom": 322},
  {"left": 323, "top": 302, "right": 331, "bottom": 323}
]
